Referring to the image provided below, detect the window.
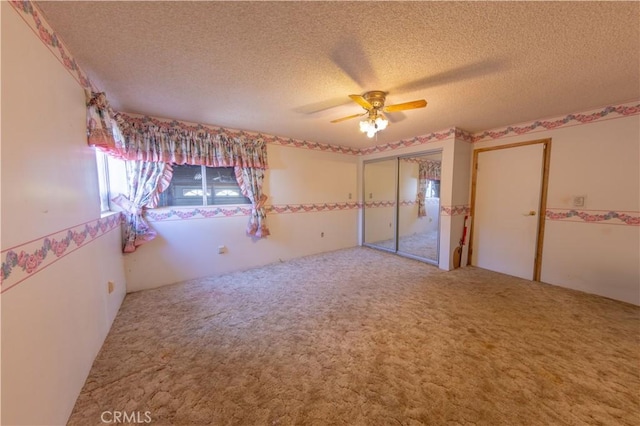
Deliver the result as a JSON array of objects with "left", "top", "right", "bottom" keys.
[
  {"left": 96, "top": 151, "right": 111, "bottom": 212},
  {"left": 157, "top": 165, "right": 250, "bottom": 207},
  {"left": 426, "top": 180, "right": 440, "bottom": 198},
  {"left": 95, "top": 151, "right": 128, "bottom": 213}
]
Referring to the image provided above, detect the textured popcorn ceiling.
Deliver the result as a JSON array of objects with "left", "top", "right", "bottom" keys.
[{"left": 36, "top": 1, "right": 639, "bottom": 148}]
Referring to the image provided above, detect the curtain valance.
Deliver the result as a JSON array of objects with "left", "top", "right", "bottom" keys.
[
  {"left": 86, "top": 92, "right": 126, "bottom": 152},
  {"left": 419, "top": 160, "right": 441, "bottom": 181},
  {"left": 86, "top": 92, "right": 268, "bottom": 169},
  {"left": 114, "top": 114, "right": 268, "bottom": 169}
]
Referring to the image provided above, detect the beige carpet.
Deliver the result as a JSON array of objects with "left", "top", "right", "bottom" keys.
[
  {"left": 372, "top": 231, "right": 439, "bottom": 261},
  {"left": 69, "top": 247, "right": 639, "bottom": 425}
]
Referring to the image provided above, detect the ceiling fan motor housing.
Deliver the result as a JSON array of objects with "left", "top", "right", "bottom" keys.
[{"left": 364, "top": 90, "right": 387, "bottom": 109}]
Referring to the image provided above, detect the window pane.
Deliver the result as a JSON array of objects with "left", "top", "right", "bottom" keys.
[
  {"left": 426, "top": 179, "right": 440, "bottom": 198},
  {"left": 215, "top": 189, "right": 240, "bottom": 197},
  {"left": 156, "top": 165, "right": 250, "bottom": 207},
  {"left": 182, "top": 188, "right": 211, "bottom": 197},
  {"left": 157, "top": 165, "right": 204, "bottom": 207},
  {"left": 205, "top": 167, "right": 250, "bottom": 205},
  {"left": 95, "top": 151, "right": 110, "bottom": 212}
]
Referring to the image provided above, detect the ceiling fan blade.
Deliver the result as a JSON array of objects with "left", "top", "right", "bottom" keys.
[
  {"left": 349, "top": 94, "right": 373, "bottom": 110},
  {"left": 383, "top": 99, "right": 427, "bottom": 113},
  {"left": 330, "top": 112, "right": 366, "bottom": 123}
]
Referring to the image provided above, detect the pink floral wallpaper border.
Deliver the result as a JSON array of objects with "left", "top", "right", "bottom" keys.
[
  {"left": 0, "top": 213, "right": 122, "bottom": 294},
  {"left": 360, "top": 128, "right": 458, "bottom": 155},
  {"left": 145, "top": 206, "right": 252, "bottom": 222},
  {"left": 398, "top": 199, "right": 439, "bottom": 207},
  {"left": 363, "top": 201, "right": 397, "bottom": 208},
  {"left": 263, "top": 135, "right": 361, "bottom": 155},
  {"left": 9, "top": 0, "right": 94, "bottom": 90},
  {"left": 471, "top": 102, "right": 640, "bottom": 143},
  {"left": 545, "top": 208, "right": 639, "bottom": 226},
  {"left": 145, "top": 203, "right": 362, "bottom": 222},
  {"left": 441, "top": 205, "right": 471, "bottom": 216},
  {"left": 269, "top": 202, "right": 361, "bottom": 214},
  {"left": 146, "top": 200, "right": 458, "bottom": 222}
]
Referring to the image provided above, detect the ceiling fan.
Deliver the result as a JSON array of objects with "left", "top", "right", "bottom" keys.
[{"left": 330, "top": 91, "right": 427, "bottom": 137}]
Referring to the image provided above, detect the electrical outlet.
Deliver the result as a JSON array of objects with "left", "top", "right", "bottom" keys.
[
  {"left": 108, "top": 281, "right": 115, "bottom": 294},
  {"left": 572, "top": 195, "right": 586, "bottom": 207}
]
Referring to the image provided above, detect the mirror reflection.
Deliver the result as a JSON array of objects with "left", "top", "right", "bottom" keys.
[{"left": 397, "top": 153, "right": 441, "bottom": 262}]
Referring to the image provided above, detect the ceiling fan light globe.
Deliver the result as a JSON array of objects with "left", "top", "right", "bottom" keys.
[{"left": 375, "top": 117, "right": 388, "bottom": 130}]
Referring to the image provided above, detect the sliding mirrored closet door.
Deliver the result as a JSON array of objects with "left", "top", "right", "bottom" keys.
[
  {"left": 397, "top": 152, "right": 441, "bottom": 263},
  {"left": 363, "top": 158, "right": 397, "bottom": 252},
  {"left": 363, "top": 151, "right": 441, "bottom": 265}
]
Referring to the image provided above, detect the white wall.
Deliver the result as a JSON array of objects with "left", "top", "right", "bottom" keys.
[
  {"left": 473, "top": 113, "right": 640, "bottom": 305},
  {"left": 449, "top": 138, "right": 473, "bottom": 268},
  {"left": 124, "top": 144, "right": 359, "bottom": 291},
  {"left": 438, "top": 139, "right": 456, "bottom": 269},
  {"left": 1, "top": 3, "right": 126, "bottom": 424}
]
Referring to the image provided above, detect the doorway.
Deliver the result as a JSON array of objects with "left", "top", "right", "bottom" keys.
[{"left": 469, "top": 139, "right": 551, "bottom": 280}]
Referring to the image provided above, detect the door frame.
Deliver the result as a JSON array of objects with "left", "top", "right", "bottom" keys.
[{"left": 467, "top": 138, "right": 552, "bottom": 281}]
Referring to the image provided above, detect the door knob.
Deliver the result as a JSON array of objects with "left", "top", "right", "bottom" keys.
[{"left": 523, "top": 210, "right": 536, "bottom": 216}]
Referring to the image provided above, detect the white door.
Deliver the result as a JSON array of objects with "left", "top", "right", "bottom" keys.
[{"left": 471, "top": 143, "right": 544, "bottom": 280}]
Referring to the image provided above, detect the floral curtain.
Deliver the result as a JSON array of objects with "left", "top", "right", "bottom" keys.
[
  {"left": 114, "top": 114, "right": 270, "bottom": 240},
  {"left": 87, "top": 94, "right": 271, "bottom": 248},
  {"left": 417, "top": 177, "right": 428, "bottom": 217},
  {"left": 420, "top": 160, "right": 441, "bottom": 181},
  {"left": 112, "top": 161, "right": 173, "bottom": 253},
  {"left": 113, "top": 114, "right": 268, "bottom": 168},
  {"left": 234, "top": 167, "right": 270, "bottom": 238},
  {"left": 418, "top": 160, "right": 441, "bottom": 217},
  {"left": 86, "top": 91, "right": 125, "bottom": 154}
]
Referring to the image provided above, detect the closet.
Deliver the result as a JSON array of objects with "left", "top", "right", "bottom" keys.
[{"left": 363, "top": 150, "right": 442, "bottom": 264}]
